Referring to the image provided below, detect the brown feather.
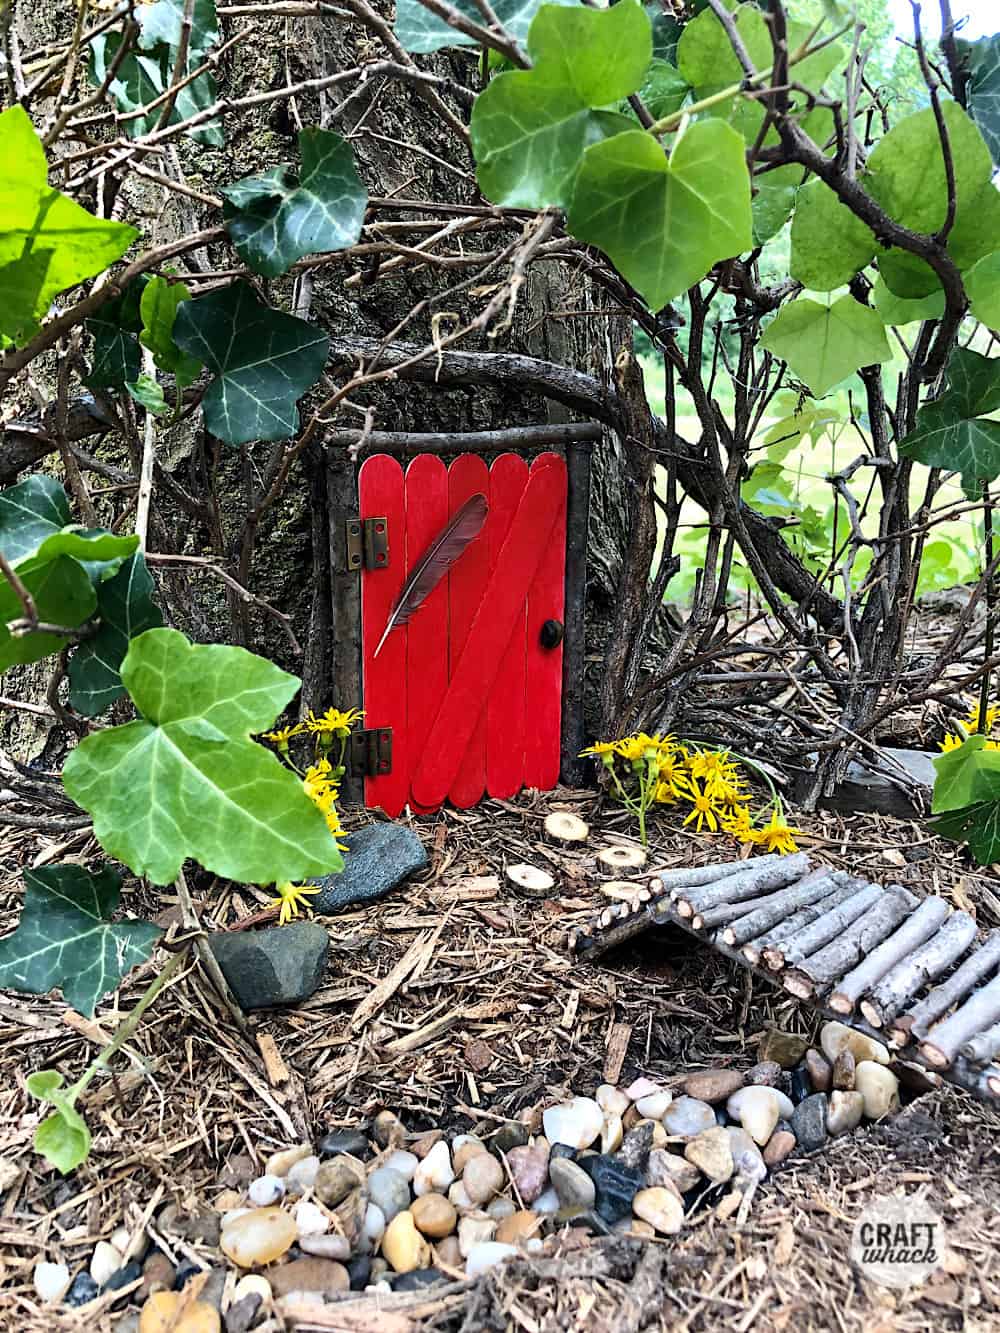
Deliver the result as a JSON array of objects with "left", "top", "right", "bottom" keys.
[{"left": 372, "top": 493, "right": 488, "bottom": 657}]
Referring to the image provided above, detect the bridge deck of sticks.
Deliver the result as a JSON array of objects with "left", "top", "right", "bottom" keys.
[{"left": 567, "top": 852, "right": 1000, "bottom": 1104}]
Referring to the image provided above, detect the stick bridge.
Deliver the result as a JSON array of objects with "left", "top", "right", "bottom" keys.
[{"left": 568, "top": 853, "right": 1000, "bottom": 1104}]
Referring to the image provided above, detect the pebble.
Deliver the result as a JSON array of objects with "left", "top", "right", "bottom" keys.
[
  {"left": 683, "top": 1069, "right": 744, "bottom": 1104},
  {"left": 635, "top": 1091, "right": 673, "bottom": 1120},
  {"left": 384, "top": 1149, "right": 419, "bottom": 1181},
  {"left": 319, "top": 1129, "right": 369, "bottom": 1159},
  {"left": 285, "top": 1155, "right": 321, "bottom": 1195},
  {"left": 458, "top": 1214, "right": 497, "bottom": 1257},
  {"left": 725, "top": 1128, "right": 766, "bottom": 1183},
  {"left": 382, "top": 1211, "right": 430, "bottom": 1273},
  {"left": 218, "top": 1156, "right": 256, "bottom": 1190},
  {"left": 622, "top": 1218, "right": 656, "bottom": 1239},
  {"left": 363, "top": 1202, "right": 386, "bottom": 1249},
  {"left": 805, "top": 1049, "right": 832, "bottom": 1092},
  {"left": 533, "top": 1186, "right": 561, "bottom": 1213},
  {"left": 646, "top": 1148, "right": 700, "bottom": 1194},
  {"left": 224, "top": 1295, "right": 261, "bottom": 1333},
  {"left": 159, "top": 1207, "right": 221, "bottom": 1247},
  {"left": 411, "top": 1193, "right": 457, "bottom": 1239},
  {"left": 506, "top": 1145, "right": 549, "bottom": 1203},
  {"left": 579, "top": 1154, "right": 644, "bottom": 1224},
  {"left": 219, "top": 1207, "right": 297, "bottom": 1268},
  {"left": 490, "top": 1123, "right": 529, "bottom": 1156},
  {"left": 139, "top": 1293, "right": 220, "bottom": 1333},
  {"left": 393, "top": 1267, "right": 446, "bottom": 1292},
  {"left": 315, "top": 1157, "right": 365, "bottom": 1208},
  {"left": 487, "top": 1197, "right": 516, "bottom": 1221},
  {"left": 790, "top": 1065, "right": 812, "bottom": 1103},
  {"left": 267, "top": 1258, "right": 350, "bottom": 1298},
  {"left": 112, "top": 1225, "right": 142, "bottom": 1260},
  {"left": 632, "top": 1187, "right": 684, "bottom": 1235},
  {"left": 790, "top": 1094, "right": 828, "bottom": 1153},
  {"left": 463, "top": 1151, "right": 504, "bottom": 1204},
  {"left": 617, "top": 1121, "right": 655, "bottom": 1172},
  {"left": 746, "top": 1061, "right": 781, "bottom": 1087},
  {"left": 104, "top": 1260, "right": 143, "bottom": 1294},
  {"left": 141, "top": 1252, "right": 176, "bottom": 1300},
  {"left": 66, "top": 1271, "right": 100, "bottom": 1307},
  {"left": 624, "top": 1077, "right": 662, "bottom": 1101},
  {"left": 495, "top": 1210, "right": 540, "bottom": 1244},
  {"left": 434, "top": 1236, "right": 462, "bottom": 1268},
  {"left": 233, "top": 1275, "right": 272, "bottom": 1304},
  {"left": 448, "top": 1180, "right": 475, "bottom": 1212},
  {"left": 762, "top": 1130, "right": 796, "bottom": 1168},
  {"left": 726, "top": 1087, "right": 782, "bottom": 1146},
  {"left": 549, "top": 1157, "right": 596, "bottom": 1209},
  {"left": 827, "top": 1090, "right": 865, "bottom": 1135},
  {"left": 543, "top": 1097, "right": 604, "bottom": 1150},
  {"left": 373, "top": 1111, "right": 406, "bottom": 1149},
  {"left": 465, "top": 1242, "right": 518, "bottom": 1277},
  {"left": 265, "top": 1144, "right": 312, "bottom": 1178},
  {"left": 683, "top": 1127, "right": 734, "bottom": 1183},
  {"left": 293, "top": 1201, "right": 329, "bottom": 1237},
  {"left": 213, "top": 1191, "right": 243, "bottom": 1213},
  {"left": 758, "top": 1030, "right": 809, "bottom": 1069},
  {"left": 411, "top": 1130, "right": 445, "bottom": 1159},
  {"left": 173, "top": 1263, "right": 204, "bottom": 1293},
  {"left": 855, "top": 1063, "right": 900, "bottom": 1119},
  {"left": 661, "top": 1097, "right": 716, "bottom": 1138},
  {"left": 413, "top": 1141, "right": 454, "bottom": 1197},
  {"left": 367, "top": 1166, "right": 411, "bottom": 1223},
  {"left": 91, "top": 1241, "right": 124, "bottom": 1287},
  {"left": 596, "top": 1085, "right": 630, "bottom": 1117},
  {"left": 348, "top": 1255, "right": 373, "bottom": 1290},
  {"left": 601, "top": 1115, "right": 624, "bottom": 1154},
  {"left": 299, "top": 1233, "right": 351, "bottom": 1260},
  {"left": 248, "top": 1175, "right": 285, "bottom": 1207},
  {"left": 820, "top": 1021, "right": 890, "bottom": 1067},
  {"left": 832, "top": 1049, "right": 856, "bottom": 1090}
]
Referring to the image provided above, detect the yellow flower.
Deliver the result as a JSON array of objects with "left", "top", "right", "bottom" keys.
[
  {"left": 939, "top": 733, "right": 964, "bottom": 753},
  {"left": 262, "top": 722, "right": 305, "bottom": 747},
  {"left": 721, "top": 805, "right": 760, "bottom": 844},
  {"left": 965, "top": 701, "right": 1000, "bottom": 732},
  {"left": 306, "top": 707, "right": 365, "bottom": 736},
  {"left": 581, "top": 740, "right": 620, "bottom": 757},
  {"left": 686, "top": 748, "right": 730, "bottom": 780},
  {"left": 654, "top": 780, "right": 678, "bottom": 805},
  {"left": 705, "top": 770, "right": 747, "bottom": 805},
  {"left": 681, "top": 779, "right": 722, "bottom": 833},
  {"left": 270, "top": 880, "right": 322, "bottom": 925},
  {"left": 757, "top": 806, "right": 801, "bottom": 855}
]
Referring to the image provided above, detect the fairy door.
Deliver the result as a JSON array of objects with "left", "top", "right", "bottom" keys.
[{"left": 357, "top": 452, "right": 568, "bottom": 816}]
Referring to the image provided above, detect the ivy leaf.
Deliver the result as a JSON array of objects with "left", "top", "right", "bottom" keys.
[
  {"left": 568, "top": 119, "right": 751, "bottom": 312},
  {"left": 139, "top": 276, "right": 202, "bottom": 387},
  {"left": 126, "top": 375, "right": 169, "bottom": 416},
  {"left": 471, "top": 0, "right": 649, "bottom": 210},
  {"left": 900, "top": 348, "right": 1000, "bottom": 497},
  {"left": 932, "top": 733, "right": 1000, "bottom": 812},
  {"left": 0, "top": 864, "right": 161, "bottom": 1018},
  {"left": 790, "top": 178, "right": 879, "bottom": 290},
  {"left": 222, "top": 129, "right": 368, "bottom": 278},
  {"left": 69, "top": 555, "right": 163, "bottom": 717},
  {"left": 0, "top": 553, "right": 96, "bottom": 671},
  {"left": 965, "top": 251, "right": 1000, "bottom": 330},
  {"left": 139, "top": 0, "right": 219, "bottom": 55},
  {"left": 0, "top": 474, "right": 70, "bottom": 566},
  {"left": 931, "top": 800, "right": 1000, "bottom": 866},
  {"left": 871, "top": 276, "right": 945, "bottom": 325},
  {"left": 752, "top": 163, "right": 803, "bottom": 245},
  {"left": 26, "top": 1071, "right": 92, "bottom": 1175},
  {"left": 646, "top": 3, "right": 681, "bottom": 61},
  {"left": 395, "top": 0, "right": 574, "bottom": 53},
  {"left": 62, "top": 628, "right": 345, "bottom": 885},
  {"left": 964, "top": 33, "right": 1000, "bottom": 167},
  {"left": 760, "top": 296, "right": 891, "bottom": 398},
  {"left": 0, "top": 107, "right": 137, "bottom": 345},
  {"left": 172, "top": 283, "right": 329, "bottom": 445},
  {"left": 636, "top": 59, "right": 689, "bottom": 123}
]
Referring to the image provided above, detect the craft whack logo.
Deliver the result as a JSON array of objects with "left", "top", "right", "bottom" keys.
[{"left": 851, "top": 1196, "right": 945, "bottom": 1289}]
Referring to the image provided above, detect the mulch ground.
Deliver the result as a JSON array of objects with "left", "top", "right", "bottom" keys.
[{"left": 2, "top": 789, "right": 1000, "bottom": 1332}]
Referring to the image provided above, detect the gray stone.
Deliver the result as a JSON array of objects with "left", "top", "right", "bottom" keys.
[
  {"left": 367, "top": 1166, "right": 411, "bottom": 1223},
  {"left": 799, "top": 747, "right": 939, "bottom": 819},
  {"left": 549, "top": 1158, "right": 596, "bottom": 1209},
  {"left": 790, "top": 1093, "right": 827, "bottom": 1153},
  {"left": 308, "top": 823, "right": 428, "bottom": 913},
  {"left": 207, "top": 923, "right": 328, "bottom": 1010}
]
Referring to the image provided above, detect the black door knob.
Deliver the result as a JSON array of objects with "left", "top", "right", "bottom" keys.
[{"left": 540, "top": 619, "right": 564, "bottom": 649}]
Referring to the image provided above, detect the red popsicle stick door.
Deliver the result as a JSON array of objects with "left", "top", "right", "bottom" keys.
[{"left": 357, "top": 451, "right": 567, "bottom": 814}]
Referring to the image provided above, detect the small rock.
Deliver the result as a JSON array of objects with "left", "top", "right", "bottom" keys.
[
  {"left": 219, "top": 1208, "right": 297, "bottom": 1268},
  {"left": 543, "top": 1097, "right": 603, "bottom": 1150},
  {"left": 300, "top": 1233, "right": 351, "bottom": 1259},
  {"left": 635, "top": 1091, "right": 673, "bottom": 1119},
  {"left": 621, "top": 1104, "right": 642, "bottom": 1131},
  {"left": 762, "top": 1130, "right": 797, "bottom": 1168},
  {"left": 683, "top": 1069, "right": 744, "bottom": 1104},
  {"left": 804, "top": 1049, "right": 832, "bottom": 1092},
  {"left": 458, "top": 1214, "right": 497, "bottom": 1257},
  {"left": 832, "top": 1049, "right": 856, "bottom": 1091},
  {"left": 448, "top": 1180, "right": 475, "bottom": 1212},
  {"left": 411, "top": 1193, "right": 457, "bottom": 1239},
  {"left": 506, "top": 1145, "right": 549, "bottom": 1204},
  {"left": 622, "top": 1218, "right": 656, "bottom": 1239},
  {"left": 383, "top": 1210, "right": 430, "bottom": 1273},
  {"left": 463, "top": 1152, "right": 504, "bottom": 1204},
  {"left": 632, "top": 1187, "right": 683, "bottom": 1235},
  {"left": 725, "top": 1128, "right": 766, "bottom": 1183},
  {"left": 495, "top": 1211, "right": 540, "bottom": 1245},
  {"left": 368, "top": 1165, "right": 411, "bottom": 1223},
  {"left": 661, "top": 1097, "right": 716, "bottom": 1138},
  {"left": 319, "top": 1128, "right": 369, "bottom": 1159},
  {"left": 410, "top": 1130, "right": 445, "bottom": 1159},
  {"left": 267, "top": 1258, "right": 350, "bottom": 1298},
  {"left": 745, "top": 1061, "right": 781, "bottom": 1087},
  {"left": 533, "top": 1186, "right": 561, "bottom": 1214},
  {"left": 307, "top": 822, "right": 428, "bottom": 912},
  {"left": 726, "top": 1087, "right": 782, "bottom": 1146},
  {"left": 218, "top": 1155, "right": 256, "bottom": 1190},
  {"left": 213, "top": 1190, "right": 244, "bottom": 1213},
  {"left": 293, "top": 1201, "right": 329, "bottom": 1237},
  {"left": 578, "top": 1154, "right": 643, "bottom": 1225},
  {"left": 855, "top": 1062, "right": 900, "bottom": 1119},
  {"left": 66, "top": 1271, "right": 100, "bottom": 1307},
  {"left": 223, "top": 1295, "right": 260, "bottom": 1333},
  {"left": 683, "top": 1127, "right": 734, "bottom": 1184},
  {"left": 384, "top": 1149, "right": 419, "bottom": 1181},
  {"left": 248, "top": 1175, "right": 285, "bottom": 1207},
  {"left": 490, "top": 1122, "right": 529, "bottom": 1156},
  {"left": 600, "top": 1115, "right": 624, "bottom": 1155},
  {"left": 465, "top": 1242, "right": 518, "bottom": 1277},
  {"left": 266, "top": 1144, "right": 313, "bottom": 1178},
  {"left": 827, "top": 1090, "right": 865, "bottom": 1135},
  {"left": 285, "top": 1155, "right": 320, "bottom": 1195},
  {"left": 790, "top": 1094, "right": 827, "bottom": 1152},
  {"left": 363, "top": 1202, "right": 386, "bottom": 1248},
  {"left": 596, "top": 1085, "right": 629, "bottom": 1117},
  {"left": 139, "top": 1293, "right": 220, "bottom": 1333},
  {"left": 233, "top": 1275, "right": 272, "bottom": 1304},
  {"left": 393, "top": 1268, "right": 446, "bottom": 1292},
  {"left": 487, "top": 1197, "right": 516, "bottom": 1221},
  {"left": 199, "top": 1268, "right": 227, "bottom": 1312},
  {"left": 434, "top": 1235, "right": 462, "bottom": 1268},
  {"left": 549, "top": 1158, "right": 596, "bottom": 1210},
  {"left": 373, "top": 1110, "right": 406, "bottom": 1149},
  {"left": 103, "top": 1261, "right": 142, "bottom": 1295},
  {"left": 91, "top": 1241, "right": 124, "bottom": 1287},
  {"left": 348, "top": 1255, "right": 372, "bottom": 1290},
  {"left": 413, "top": 1141, "right": 454, "bottom": 1197},
  {"left": 173, "top": 1263, "right": 204, "bottom": 1292},
  {"left": 452, "top": 1142, "right": 487, "bottom": 1174},
  {"left": 617, "top": 1121, "right": 655, "bottom": 1172},
  {"left": 315, "top": 1157, "right": 365, "bottom": 1209},
  {"left": 141, "top": 1251, "right": 176, "bottom": 1300},
  {"left": 790, "top": 1065, "right": 812, "bottom": 1103},
  {"left": 646, "top": 1148, "right": 700, "bottom": 1193},
  {"left": 758, "top": 1030, "right": 810, "bottom": 1069},
  {"left": 624, "top": 1077, "right": 662, "bottom": 1101},
  {"left": 207, "top": 922, "right": 328, "bottom": 1010},
  {"left": 820, "top": 1021, "right": 890, "bottom": 1067}
]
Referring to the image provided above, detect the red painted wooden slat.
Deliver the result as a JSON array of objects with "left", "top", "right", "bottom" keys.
[
  {"left": 359, "top": 454, "right": 408, "bottom": 816},
  {"left": 404, "top": 455, "right": 450, "bottom": 815},
  {"left": 524, "top": 452, "right": 567, "bottom": 791},
  {"left": 486, "top": 453, "right": 529, "bottom": 800},
  {"left": 411, "top": 459, "right": 566, "bottom": 809},
  {"left": 446, "top": 454, "right": 491, "bottom": 808}
]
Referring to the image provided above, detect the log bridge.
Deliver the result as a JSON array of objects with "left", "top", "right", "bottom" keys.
[{"left": 567, "top": 853, "right": 1000, "bottom": 1104}]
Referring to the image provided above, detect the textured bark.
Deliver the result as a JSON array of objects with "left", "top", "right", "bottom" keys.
[
  {"left": 828, "top": 897, "right": 951, "bottom": 1015},
  {"left": 893, "top": 930, "right": 1000, "bottom": 1046},
  {"left": 783, "top": 886, "right": 919, "bottom": 999},
  {"left": 766, "top": 881, "right": 883, "bottom": 971},
  {"left": 674, "top": 851, "right": 811, "bottom": 918},
  {"left": 719, "top": 871, "right": 840, "bottom": 946},
  {"left": 921, "top": 973, "right": 1000, "bottom": 1069},
  {"left": 859, "top": 910, "right": 978, "bottom": 1029}
]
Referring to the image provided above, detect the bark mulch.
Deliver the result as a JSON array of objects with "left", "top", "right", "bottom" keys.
[{"left": 1, "top": 789, "right": 999, "bottom": 1332}]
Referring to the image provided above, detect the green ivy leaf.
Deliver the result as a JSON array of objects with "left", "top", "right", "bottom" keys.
[
  {"left": 126, "top": 375, "right": 169, "bottom": 416},
  {"left": 26, "top": 1071, "right": 92, "bottom": 1175},
  {"left": 900, "top": 348, "right": 1000, "bottom": 497},
  {"left": 0, "top": 474, "right": 70, "bottom": 566},
  {"left": 471, "top": 0, "right": 649, "bottom": 209},
  {"left": 646, "top": 4, "right": 681, "bottom": 61},
  {"left": 966, "top": 251, "right": 1000, "bottom": 330},
  {"left": 139, "top": 276, "right": 202, "bottom": 387},
  {"left": 222, "top": 129, "right": 368, "bottom": 278},
  {"left": 931, "top": 799, "right": 1000, "bottom": 866},
  {"left": 871, "top": 276, "right": 945, "bottom": 325},
  {"left": 172, "top": 283, "right": 329, "bottom": 445},
  {"left": 62, "top": 628, "right": 345, "bottom": 885},
  {"left": 69, "top": 554, "right": 163, "bottom": 716},
  {"left": 932, "top": 732, "right": 1000, "bottom": 812},
  {"left": 395, "top": 0, "right": 575, "bottom": 53},
  {"left": 676, "top": 2, "right": 770, "bottom": 93},
  {"left": 636, "top": 59, "right": 689, "bottom": 122},
  {"left": 0, "top": 553, "right": 96, "bottom": 671},
  {"left": 790, "top": 178, "right": 879, "bottom": 290},
  {"left": 751, "top": 163, "right": 803, "bottom": 246},
  {"left": 964, "top": 33, "right": 1000, "bottom": 167},
  {"left": 0, "top": 107, "right": 137, "bottom": 345},
  {"left": 139, "top": 0, "right": 219, "bottom": 54},
  {"left": 760, "top": 295, "right": 891, "bottom": 397},
  {"left": 568, "top": 119, "right": 751, "bottom": 312},
  {"left": 0, "top": 865, "right": 161, "bottom": 1017}
]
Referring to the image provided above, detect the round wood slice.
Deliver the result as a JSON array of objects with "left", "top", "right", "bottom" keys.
[
  {"left": 596, "top": 845, "right": 648, "bottom": 872},
  {"left": 544, "top": 811, "right": 590, "bottom": 843},
  {"left": 505, "top": 863, "right": 555, "bottom": 894},
  {"left": 601, "top": 880, "right": 646, "bottom": 901}
]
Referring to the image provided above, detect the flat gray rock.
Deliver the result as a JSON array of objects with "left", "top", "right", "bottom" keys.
[
  {"left": 208, "top": 921, "right": 329, "bottom": 1010},
  {"left": 308, "top": 822, "right": 428, "bottom": 913},
  {"left": 799, "top": 748, "right": 938, "bottom": 819}
]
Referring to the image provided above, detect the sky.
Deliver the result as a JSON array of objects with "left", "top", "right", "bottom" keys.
[{"left": 888, "top": 0, "right": 996, "bottom": 40}]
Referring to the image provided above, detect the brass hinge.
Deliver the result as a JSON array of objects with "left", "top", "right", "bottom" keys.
[
  {"left": 345, "top": 517, "right": 390, "bottom": 571},
  {"left": 349, "top": 726, "right": 393, "bottom": 777}
]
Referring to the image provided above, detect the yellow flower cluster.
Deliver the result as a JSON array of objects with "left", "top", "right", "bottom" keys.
[
  {"left": 582, "top": 733, "right": 801, "bottom": 854},
  {"left": 941, "top": 700, "right": 1000, "bottom": 752}
]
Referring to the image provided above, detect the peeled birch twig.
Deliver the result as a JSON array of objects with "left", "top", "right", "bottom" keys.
[
  {"left": 860, "top": 911, "right": 978, "bottom": 1029},
  {"left": 655, "top": 856, "right": 772, "bottom": 899},
  {"left": 765, "top": 881, "right": 883, "bottom": 971},
  {"left": 675, "top": 852, "right": 810, "bottom": 918},
  {"left": 829, "top": 896, "right": 950, "bottom": 1015},
  {"left": 920, "top": 972, "right": 1000, "bottom": 1069},
  {"left": 750, "top": 875, "right": 859, "bottom": 966},
  {"left": 961, "top": 1020, "right": 1000, "bottom": 1067},
  {"left": 891, "top": 930, "right": 1000, "bottom": 1046},
  {"left": 783, "top": 886, "right": 918, "bottom": 1000},
  {"left": 718, "top": 871, "right": 839, "bottom": 945}
]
